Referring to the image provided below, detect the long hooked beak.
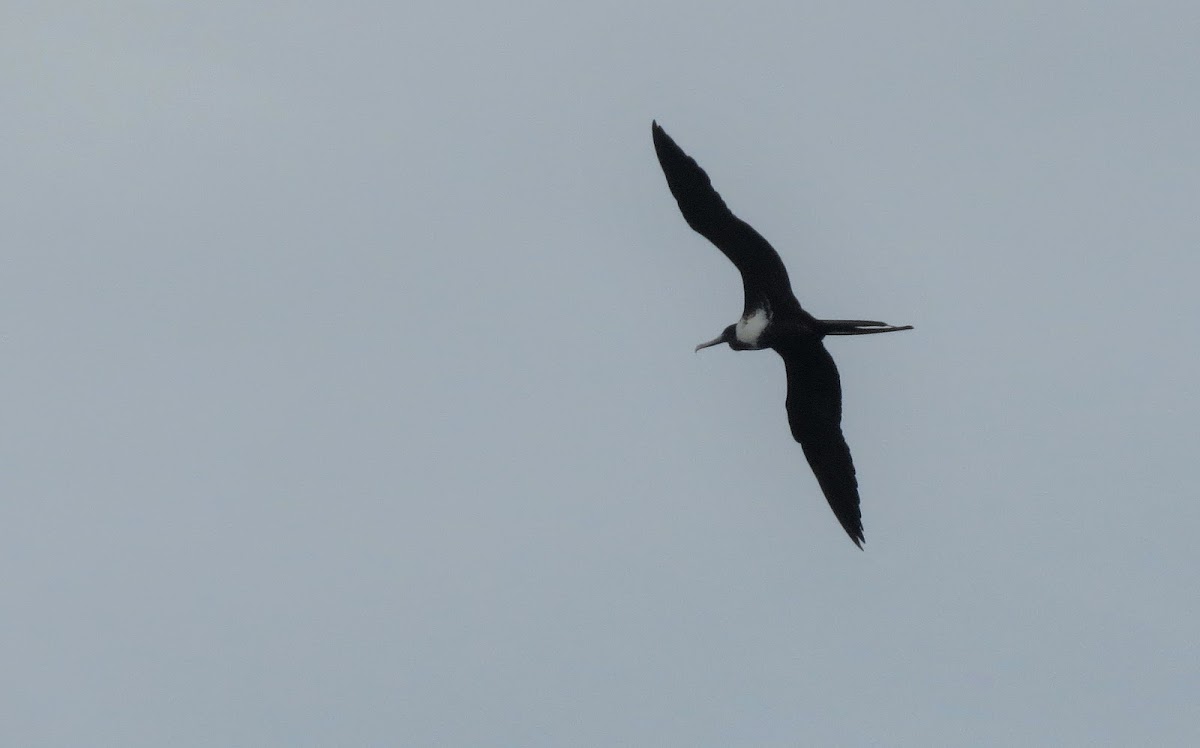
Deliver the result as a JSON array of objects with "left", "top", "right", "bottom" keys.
[{"left": 694, "top": 335, "right": 725, "bottom": 352}]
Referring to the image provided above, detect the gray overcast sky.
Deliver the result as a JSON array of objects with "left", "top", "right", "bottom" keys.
[{"left": 5, "top": 2, "right": 1199, "bottom": 745}]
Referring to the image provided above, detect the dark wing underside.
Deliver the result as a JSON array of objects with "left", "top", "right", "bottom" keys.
[
  {"left": 777, "top": 340, "right": 864, "bottom": 547},
  {"left": 652, "top": 122, "right": 803, "bottom": 316}
]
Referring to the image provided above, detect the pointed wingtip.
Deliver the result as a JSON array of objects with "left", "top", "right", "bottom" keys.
[
  {"left": 651, "top": 122, "right": 679, "bottom": 165},
  {"left": 652, "top": 121, "right": 675, "bottom": 145},
  {"left": 848, "top": 518, "right": 865, "bottom": 549}
]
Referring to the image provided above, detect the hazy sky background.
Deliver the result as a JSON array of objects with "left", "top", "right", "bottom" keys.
[{"left": 5, "top": 2, "right": 1199, "bottom": 745}]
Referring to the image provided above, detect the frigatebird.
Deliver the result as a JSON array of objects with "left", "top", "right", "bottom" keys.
[{"left": 651, "top": 122, "right": 911, "bottom": 547}]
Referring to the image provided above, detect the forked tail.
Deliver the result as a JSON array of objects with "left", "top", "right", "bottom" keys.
[{"left": 821, "top": 319, "right": 914, "bottom": 336}]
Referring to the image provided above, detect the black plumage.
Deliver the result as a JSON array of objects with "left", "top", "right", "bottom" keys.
[{"left": 652, "top": 121, "right": 911, "bottom": 547}]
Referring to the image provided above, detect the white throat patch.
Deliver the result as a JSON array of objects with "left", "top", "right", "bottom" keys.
[{"left": 735, "top": 307, "right": 770, "bottom": 345}]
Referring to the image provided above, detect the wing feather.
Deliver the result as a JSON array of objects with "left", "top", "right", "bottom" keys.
[
  {"left": 777, "top": 340, "right": 864, "bottom": 547},
  {"left": 652, "top": 122, "right": 802, "bottom": 315}
]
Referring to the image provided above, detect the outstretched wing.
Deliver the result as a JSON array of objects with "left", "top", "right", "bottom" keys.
[
  {"left": 777, "top": 340, "right": 864, "bottom": 547},
  {"left": 652, "top": 122, "right": 803, "bottom": 316}
]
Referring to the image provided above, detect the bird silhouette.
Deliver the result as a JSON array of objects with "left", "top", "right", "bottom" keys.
[{"left": 652, "top": 121, "right": 911, "bottom": 547}]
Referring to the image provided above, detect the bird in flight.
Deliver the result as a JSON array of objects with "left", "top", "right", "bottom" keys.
[{"left": 651, "top": 121, "right": 911, "bottom": 547}]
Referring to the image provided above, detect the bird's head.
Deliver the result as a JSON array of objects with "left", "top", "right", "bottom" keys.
[{"left": 695, "top": 324, "right": 754, "bottom": 352}]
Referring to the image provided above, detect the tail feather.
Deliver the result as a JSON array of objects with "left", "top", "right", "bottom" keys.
[{"left": 822, "top": 320, "right": 914, "bottom": 336}]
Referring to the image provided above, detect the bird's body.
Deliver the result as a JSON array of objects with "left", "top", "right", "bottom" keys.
[{"left": 651, "top": 121, "right": 911, "bottom": 547}]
